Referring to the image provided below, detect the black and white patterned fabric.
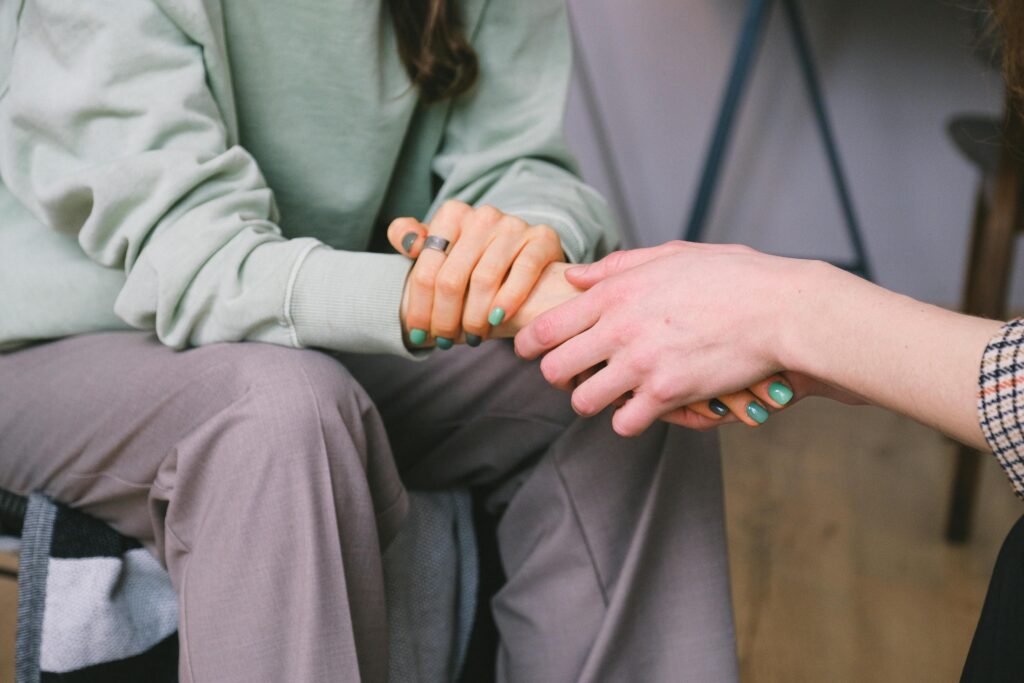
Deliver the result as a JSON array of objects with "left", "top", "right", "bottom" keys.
[
  {"left": 979, "top": 318, "right": 1024, "bottom": 498},
  {"left": 16, "top": 494, "right": 178, "bottom": 682},
  {"left": 14, "top": 491, "right": 478, "bottom": 682}
]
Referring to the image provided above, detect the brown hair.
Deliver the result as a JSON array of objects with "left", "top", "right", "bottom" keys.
[
  {"left": 387, "top": 0, "right": 479, "bottom": 103},
  {"left": 993, "top": 0, "right": 1024, "bottom": 102}
]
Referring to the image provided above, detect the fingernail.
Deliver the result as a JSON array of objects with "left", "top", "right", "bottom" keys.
[
  {"left": 401, "top": 232, "right": 418, "bottom": 253},
  {"left": 465, "top": 333, "right": 482, "bottom": 347},
  {"left": 709, "top": 398, "right": 729, "bottom": 417},
  {"left": 488, "top": 307, "right": 506, "bottom": 326},
  {"left": 409, "top": 328, "right": 427, "bottom": 345},
  {"left": 435, "top": 337, "right": 453, "bottom": 350},
  {"left": 566, "top": 265, "right": 586, "bottom": 277},
  {"left": 768, "top": 381, "right": 793, "bottom": 405},
  {"left": 746, "top": 402, "right": 769, "bottom": 424}
]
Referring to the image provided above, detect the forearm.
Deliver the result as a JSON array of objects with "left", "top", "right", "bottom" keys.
[{"left": 779, "top": 262, "right": 1002, "bottom": 448}]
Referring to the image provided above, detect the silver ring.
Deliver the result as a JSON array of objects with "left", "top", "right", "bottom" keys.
[{"left": 422, "top": 235, "right": 451, "bottom": 255}]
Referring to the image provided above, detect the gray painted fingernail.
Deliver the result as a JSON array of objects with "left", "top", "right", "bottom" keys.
[
  {"left": 709, "top": 399, "right": 729, "bottom": 417},
  {"left": 401, "top": 232, "right": 417, "bottom": 253}
]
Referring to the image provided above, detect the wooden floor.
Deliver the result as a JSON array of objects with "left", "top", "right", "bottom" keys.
[
  {"left": 0, "top": 400, "right": 1016, "bottom": 682},
  {"left": 722, "top": 399, "right": 1021, "bottom": 682}
]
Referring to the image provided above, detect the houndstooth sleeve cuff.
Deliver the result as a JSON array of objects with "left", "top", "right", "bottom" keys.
[{"left": 979, "top": 318, "right": 1024, "bottom": 498}]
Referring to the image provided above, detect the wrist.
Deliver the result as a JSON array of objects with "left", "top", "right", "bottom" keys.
[{"left": 773, "top": 259, "right": 851, "bottom": 376}]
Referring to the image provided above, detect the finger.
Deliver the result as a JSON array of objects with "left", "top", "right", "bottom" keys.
[
  {"left": 571, "top": 361, "right": 640, "bottom": 418},
  {"left": 564, "top": 241, "right": 691, "bottom": 288},
  {"left": 661, "top": 406, "right": 738, "bottom": 431},
  {"left": 717, "top": 389, "right": 770, "bottom": 427},
  {"left": 513, "top": 288, "right": 603, "bottom": 360},
  {"left": 387, "top": 217, "right": 428, "bottom": 258},
  {"left": 539, "top": 324, "right": 616, "bottom": 391},
  {"left": 748, "top": 375, "right": 795, "bottom": 410},
  {"left": 685, "top": 399, "right": 727, "bottom": 422},
  {"left": 461, "top": 228, "right": 523, "bottom": 339},
  {"left": 610, "top": 393, "right": 664, "bottom": 437},
  {"left": 569, "top": 364, "right": 601, "bottom": 391},
  {"left": 405, "top": 213, "right": 464, "bottom": 346},
  {"left": 430, "top": 227, "right": 494, "bottom": 341},
  {"left": 488, "top": 228, "right": 564, "bottom": 325}
]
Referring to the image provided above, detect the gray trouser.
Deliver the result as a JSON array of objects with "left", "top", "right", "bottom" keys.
[{"left": 0, "top": 332, "right": 737, "bottom": 682}]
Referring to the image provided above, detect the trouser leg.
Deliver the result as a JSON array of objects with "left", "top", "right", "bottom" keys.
[
  {"left": 344, "top": 341, "right": 739, "bottom": 682},
  {"left": 961, "top": 515, "right": 1024, "bottom": 682},
  {"left": 0, "top": 332, "right": 405, "bottom": 683}
]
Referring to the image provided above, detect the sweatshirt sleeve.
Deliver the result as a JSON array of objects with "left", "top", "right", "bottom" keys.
[
  {"left": 978, "top": 318, "right": 1024, "bottom": 498},
  {"left": 428, "top": 0, "right": 619, "bottom": 264},
  {"left": 0, "top": 0, "right": 415, "bottom": 357}
]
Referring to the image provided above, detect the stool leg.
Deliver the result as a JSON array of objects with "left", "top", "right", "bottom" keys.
[
  {"left": 946, "top": 189, "right": 989, "bottom": 543},
  {"left": 948, "top": 446, "right": 985, "bottom": 543},
  {"left": 946, "top": 145, "right": 1019, "bottom": 541}
]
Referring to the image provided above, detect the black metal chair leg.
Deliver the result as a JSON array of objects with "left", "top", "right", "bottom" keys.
[
  {"left": 780, "top": 0, "right": 872, "bottom": 280},
  {"left": 684, "top": 0, "right": 873, "bottom": 280},
  {"left": 685, "top": 0, "right": 775, "bottom": 243}
]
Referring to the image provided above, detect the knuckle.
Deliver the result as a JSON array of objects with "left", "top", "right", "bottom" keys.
[
  {"left": 440, "top": 199, "right": 468, "bottom": 214},
  {"left": 470, "top": 264, "right": 501, "bottom": 289},
  {"left": 474, "top": 204, "right": 503, "bottom": 226},
  {"left": 515, "top": 251, "right": 543, "bottom": 271},
  {"left": 532, "top": 315, "right": 556, "bottom": 346},
  {"left": 411, "top": 267, "right": 436, "bottom": 290},
  {"left": 626, "top": 349, "right": 653, "bottom": 375},
  {"left": 436, "top": 272, "right": 466, "bottom": 297},
  {"left": 648, "top": 378, "right": 678, "bottom": 405},
  {"left": 435, "top": 200, "right": 469, "bottom": 225},
  {"left": 604, "top": 250, "right": 626, "bottom": 270}
]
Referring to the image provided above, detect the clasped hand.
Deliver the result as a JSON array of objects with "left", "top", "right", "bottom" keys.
[
  {"left": 390, "top": 207, "right": 828, "bottom": 435},
  {"left": 389, "top": 200, "right": 567, "bottom": 347}
]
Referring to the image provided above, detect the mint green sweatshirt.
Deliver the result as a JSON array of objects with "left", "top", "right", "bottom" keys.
[{"left": 0, "top": 0, "right": 616, "bottom": 356}]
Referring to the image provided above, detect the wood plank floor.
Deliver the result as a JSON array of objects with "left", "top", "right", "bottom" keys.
[
  {"left": 722, "top": 399, "right": 1021, "bottom": 682},
  {"left": 0, "top": 400, "right": 1015, "bottom": 682}
]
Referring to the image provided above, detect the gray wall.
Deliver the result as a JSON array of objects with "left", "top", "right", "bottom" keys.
[{"left": 563, "top": 0, "right": 1008, "bottom": 306}]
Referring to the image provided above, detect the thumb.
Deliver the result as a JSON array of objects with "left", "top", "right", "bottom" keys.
[
  {"left": 565, "top": 245, "right": 673, "bottom": 287},
  {"left": 387, "top": 217, "right": 429, "bottom": 258}
]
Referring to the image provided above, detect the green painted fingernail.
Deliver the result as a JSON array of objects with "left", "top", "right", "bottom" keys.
[
  {"left": 435, "top": 337, "right": 453, "bottom": 350},
  {"left": 768, "top": 381, "right": 793, "bottom": 405},
  {"left": 401, "top": 232, "right": 417, "bottom": 253},
  {"left": 409, "top": 328, "right": 427, "bottom": 345},
  {"left": 465, "top": 333, "right": 482, "bottom": 347},
  {"left": 746, "top": 402, "right": 769, "bottom": 424},
  {"left": 488, "top": 307, "right": 506, "bottom": 326},
  {"left": 708, "top": 399, "right": 729, "bottom": 417}
]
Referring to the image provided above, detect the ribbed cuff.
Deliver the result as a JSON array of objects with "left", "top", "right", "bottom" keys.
[{"left": 289, "top": 246, "right": 421, "bottom": 359}]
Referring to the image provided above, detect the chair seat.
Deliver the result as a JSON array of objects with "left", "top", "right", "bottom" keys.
[{"left": 948, "top": 115, "right": 1003, "bottom": 173}]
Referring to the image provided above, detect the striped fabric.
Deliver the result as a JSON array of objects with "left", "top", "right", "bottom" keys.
[{"left": 979, "top": 318, "right": 1024, "bottom": 498}]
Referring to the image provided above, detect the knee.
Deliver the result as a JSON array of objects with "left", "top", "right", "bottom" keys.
[{"left": 200, "top": 344, "right": 378, "bottom": 465}]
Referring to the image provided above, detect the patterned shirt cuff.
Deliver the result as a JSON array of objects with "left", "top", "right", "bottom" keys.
[{"left": 979, "top": 318, "right": 1024, "bottom": 498}]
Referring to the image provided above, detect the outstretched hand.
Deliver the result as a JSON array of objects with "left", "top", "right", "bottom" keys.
[{"left": 515, "top": 241, "right": 861, "bottom": 436}]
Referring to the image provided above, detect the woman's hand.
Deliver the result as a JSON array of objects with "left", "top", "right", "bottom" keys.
[
  {"left": 514, "top": 241, "right": 833, "bottom": 436},
  {"left": 388, "top": 200, "right": 564, "bottom": 348},
  {"left": 659, "top": 372, "right": 863, "bottom": 431}
]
